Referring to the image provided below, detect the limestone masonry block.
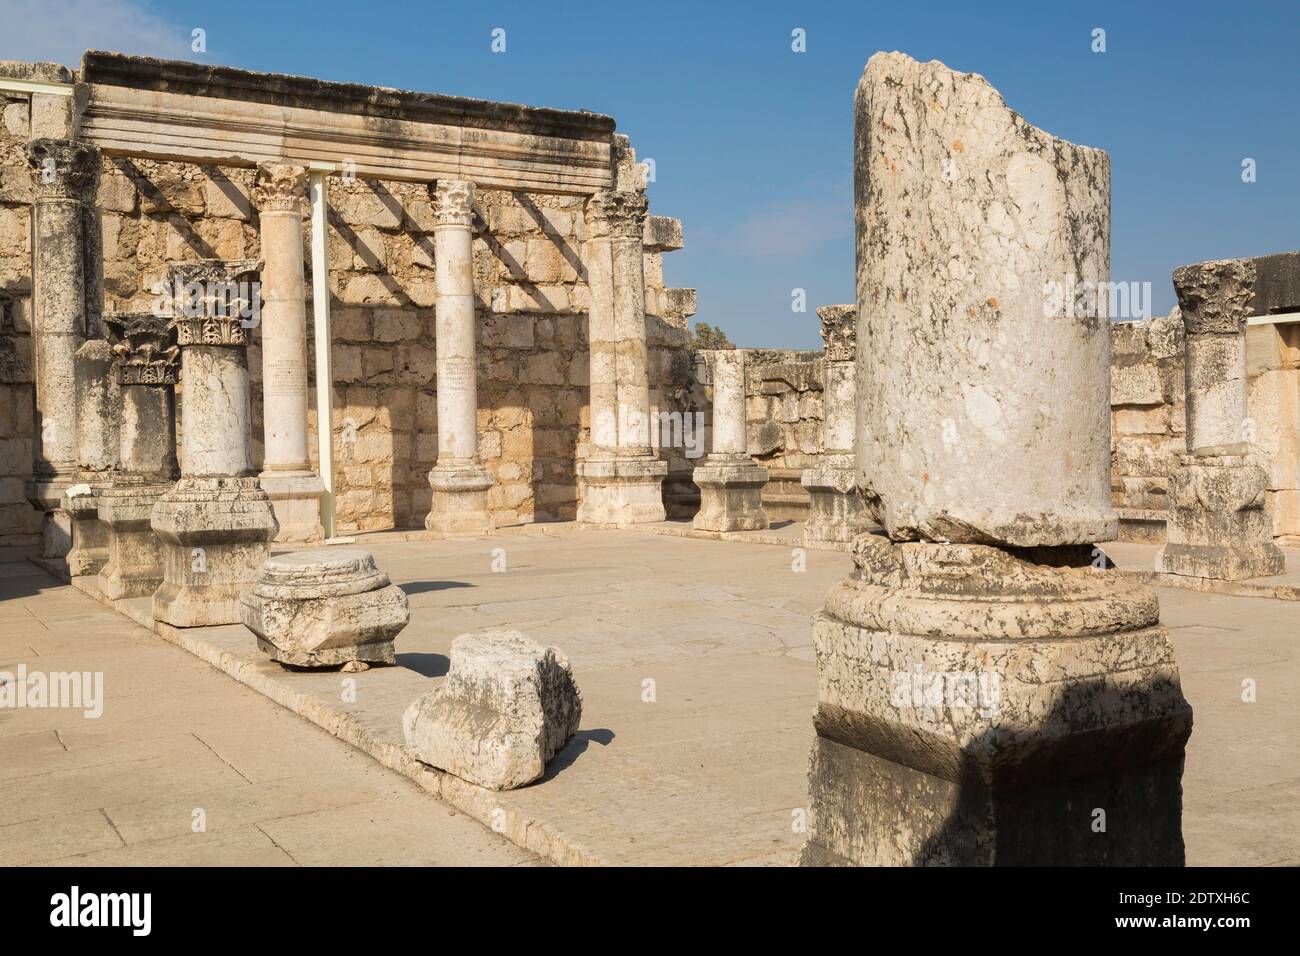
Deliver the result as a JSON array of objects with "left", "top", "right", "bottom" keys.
[
  {"left": 403, "top": 630, "right": 582, "bottom": 790},
  {"left": 241, "top": 548, "right": 409, "bottom": 669}
]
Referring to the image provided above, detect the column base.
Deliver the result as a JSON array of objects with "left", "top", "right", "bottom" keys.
[
  {"left": 64, "top": 487, "right": 111, "bottom": 578},
  {"left": 692, "top": 456, "right": 769, "bottom": 532},
  {"left": 98, "top": 481, "right": 171, "bottom": 601},
  {"left": 801, "top": 533, "right": 1192, "bottom": 866},
  {"left": 28, "top": 476, "right": 76, "bottom": 565},
  {"left": 241, "top": 548, "right": 409, "bottom": 669},
  {"left": 577, "top": 456, "right": 668, "bottom": 525},
  {"left": 258, "top": 470, "right": 325, "bottom": 543},
  {"left": 801, "top": 463, "right": 872, "bottom": 545},
  {"left": 150, "top": 476, "right": 279, "bottom": 627},
  {"left": 1155, "top": 455, "right": 1286, "bottom": 581},
  {"left": 425, "top": 461, "right": 495, "bottom": 536}
]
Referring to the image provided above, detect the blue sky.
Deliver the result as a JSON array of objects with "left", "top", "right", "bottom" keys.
[{"left": 5, "top": 0, "right": 1298, "bottom": 347}]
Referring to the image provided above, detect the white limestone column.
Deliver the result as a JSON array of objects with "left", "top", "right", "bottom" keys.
[
  {"left": 583, "top": 194, "right": 619, "bottom": 457},
  {"left": 255, "top": 163, "right": 323, "bottom": 541},
  {"left": 608, "top": 190, "right": 654, "bottom": 456},
  {"left": 708, "top": 349, "right": 747, "bottom": 458},
  {"left": 693, "top": 349, "right": 767, "bottom": 532},
  {"left": 24, "top": 138, "right": 97, "bottom": 561},
  {"left": 425, "top": 179, "right": 493, "bottom": 535}
]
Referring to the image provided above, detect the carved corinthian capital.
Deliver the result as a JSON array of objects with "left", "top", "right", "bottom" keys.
[
  {"left": 255, "top": 163, "right": 308, "bottom": 215},
  {"left": 105, "top": 312, "right": 181, "bottom": 386},
  {"left": 816, "top": 305, "right": 858, "bottom": 363},
  {"left": 25, "top": 138, "right": 98, "bottom": 201},
  {"left": 605, "top": 190, "right": 649, "bottom": 240},
  {"left": 433, "top": 179, "right": 475, "bottom": 227},
  {"left": 1173, "top": 258, "right": 1256, "bottom": 336},
  {"left": 168, "top": 259, "right": 263, "bottom": 348}
]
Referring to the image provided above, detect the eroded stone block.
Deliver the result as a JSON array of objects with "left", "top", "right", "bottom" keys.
[{"left": 403, "top": 630, "right": 582, "bottom": 790}]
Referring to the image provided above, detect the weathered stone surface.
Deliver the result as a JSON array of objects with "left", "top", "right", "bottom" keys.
[
  {"left": 802, "top": 534, "right": 1192, "bottom": 865},
  {"left": 853, "top": 52, "right": 1114, "bottom": 547},
  {"left": 693, "top": 459, "right": 768, "bottom": 532},
  {"left": 403, "top": 630, "right": 582, "bottom": 790},
  {"left": 1155, "top": 455, "right": 1285, "bottom": 580},
  {"left": 241, "top": 548, "right": 409, "bottom": 668}
]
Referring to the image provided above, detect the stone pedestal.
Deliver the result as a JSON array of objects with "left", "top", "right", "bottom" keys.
[
  {"left": 802, "top": 459, "right": 869, "bottom": 546},
  {"left": 802, "top": 535, "right": 1193, "bottom": 866},
  {"left": 240, "top": 548, "right": 409, "bottom": 669},
  {"left": 693, "top": 456, "right": 768, "bottom": 532},
  {"left": 255, "top": 164, "right": 324, "bottom": 542},
  {"left": 576, "top": 189, "right": 666, "bottom": 524},
  {"left": 425, "top": 179, "right": 494, "bottom": 536},
  {"left": 1156, "top": 258, "right": 1286, "bottom": 580},
  {"left": 804, "top": 305, "right": 870, "bottom": 545},
  {"left": 1156, "top": 455, "right": 1284, "bottom": 579},
  {"left": 403, "top": 630, "right": 583, "bottom": 790},
  {"left": 693, "top": 349, "right": 767, "bottom": 531},
  {"left": 98, "top": 312, "right": 179, "bottom": 600},
  {"left": 63, "top": 491, "right": 109, "bottom": 577},
  {"left": 24, "top": 138, "right": 98, "bottom": 565},
  {"left": 152, "top": 264, "right": 277, "bottom": 627}
]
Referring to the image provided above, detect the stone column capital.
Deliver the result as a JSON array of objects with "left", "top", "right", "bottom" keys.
[
  {"left": 105, "top": 312, "right": 180, "bottom": 386},
  {"left": 25, "top": 138, "right": 98, "bottom": 200},
  {"left": 255, "top": 163, "right": 308, "bottom": 215},
  {"left": 1173, "top": 258, "right": 1256, "bottom": 336},
  {"left": 816, "top": 304, "right": 857, "bottom": 362},
  {"left": 433, "top": 179, "right": 476, "bottom": 227},
  {"left": 592, "top": 190, "right": 648, "bottom": 239},
  {"left": 168, "top": 259, "right": 263, "bottom": 348}
]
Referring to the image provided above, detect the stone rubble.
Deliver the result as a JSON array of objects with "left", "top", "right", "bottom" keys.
[{"left": 403, "top": 629, "right": 582, "bottom": 791}]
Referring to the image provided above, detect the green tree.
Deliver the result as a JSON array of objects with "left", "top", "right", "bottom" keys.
[{"left": 689, "top": 322, "right": 735, "bottom": 350}]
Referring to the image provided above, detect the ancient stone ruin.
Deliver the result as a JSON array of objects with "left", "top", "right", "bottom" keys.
[
  {"left": 0, "top": 46, "right": 1293, "bottom": 871},
  {"left": 800, "top": 52, "right": 1193, "bottom": 865}
]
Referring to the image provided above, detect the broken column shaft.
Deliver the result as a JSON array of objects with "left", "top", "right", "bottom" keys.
[{"left": 801, "top": 52, "right": 1192, "bottom": 867}]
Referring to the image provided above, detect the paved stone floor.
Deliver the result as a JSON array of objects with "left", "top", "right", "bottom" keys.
[
  {"left": 2, "top": 523, "right": 1296, "bottom": 865},
  {"left": 0, "top": 560, "right": 539, "bottom": 866}
]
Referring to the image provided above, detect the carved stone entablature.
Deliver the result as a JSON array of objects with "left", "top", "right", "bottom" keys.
[
  {"left": 255, "top": 163, "right": 308, "bottom": 215},
  {"left": 1173, "top": 258, "right": 1255, "bottom": 336},
  {"left": 817, "top": 305, "right": 857, "bottom": 362},
  {"left": 105, "top": 311, "right": 180, "bottom": 385},
  {"left": 433, "top": 179, "right": 475, "bottom": 227},
  {"left": 167, "top": 259, "right": 262, "bottom": 347},
  {"left": 25, "top": 138, "right": 98, "bottom": 201}
]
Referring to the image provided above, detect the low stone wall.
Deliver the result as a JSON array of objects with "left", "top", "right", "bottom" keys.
[{"left": 1248, "top": 320, "right": 1300, "bottom": 544}]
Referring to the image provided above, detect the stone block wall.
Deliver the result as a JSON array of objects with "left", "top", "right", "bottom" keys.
[
  {"left": 1247, "top": 320, "right": 1300, "bottom": 544},
  {"left": 745, "top": 349, "right": 823, "bottom": 519},
  {"left": 0, "top": 92, "right": 40, "bottom": 550},
  {"left": 1108, "top": 313, "right": 1187, "bottom": 541},
  {"left": 3, "top": 139, "right": 698, "bottom": 537},
  {"left": 1108, "top": 311, "right": 1299, "bottom": 544}
]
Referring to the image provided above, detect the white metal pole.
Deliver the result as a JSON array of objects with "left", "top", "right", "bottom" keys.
[{"left": 308, "top": 165, "right": 335, "bottom": 539}]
